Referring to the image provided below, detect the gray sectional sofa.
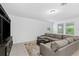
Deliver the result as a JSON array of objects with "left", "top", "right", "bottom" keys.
[{"left": 38, "top": 33, "right": 79, "bottom": 56}]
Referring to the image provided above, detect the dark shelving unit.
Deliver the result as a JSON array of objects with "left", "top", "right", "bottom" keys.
[{"left": 0, "top": 4, "right": 13, "bottom": 56}]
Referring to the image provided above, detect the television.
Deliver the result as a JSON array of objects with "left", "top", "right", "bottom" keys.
[
  {"left": 3, "top": 18, "right": 10, "bottom": 42},
  {"left": 0, "top": 4, "right": 10, "bottom": 44},
  {"left": 0, "top": 16, "right": 10, "bottom": 43}
]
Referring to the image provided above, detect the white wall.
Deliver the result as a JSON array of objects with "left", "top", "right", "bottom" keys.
[
  {"left": 53, "top": 17, "right": 79, "bottom": 36},
  {"left": 10, "top": 15, "right": 53, "bottom": 44}
]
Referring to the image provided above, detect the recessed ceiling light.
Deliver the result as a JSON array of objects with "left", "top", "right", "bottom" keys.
[{"left": 48, "top": 9, "right": 58, "bottom": 15}]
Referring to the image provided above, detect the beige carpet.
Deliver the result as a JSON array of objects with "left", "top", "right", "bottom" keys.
[{"left": 10, "top": 43, "right": 29, "bottom": 56}]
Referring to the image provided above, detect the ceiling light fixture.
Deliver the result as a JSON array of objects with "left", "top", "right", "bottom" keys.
[
  {"left": 60, "top": 3, "right": 67, "bottom": 6},
  {"left": 48, "top": 9, "right": 58, "bottom": 15}
]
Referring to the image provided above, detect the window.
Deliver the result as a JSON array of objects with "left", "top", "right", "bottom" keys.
[
  {"left": 66, "top": 23, "right": 74, "bottom": 35},
  {"left": 58, "top": 24, "right": 64, "bottom": 34}
]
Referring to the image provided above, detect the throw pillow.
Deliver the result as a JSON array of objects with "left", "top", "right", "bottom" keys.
[
  {"left": 65, "top": 37, "right": 74, "bottom": 43},
  {"left": 51, "top": 39, "right": 68, "bottom": 52}
]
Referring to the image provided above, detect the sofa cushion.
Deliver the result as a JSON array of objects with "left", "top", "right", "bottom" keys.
[
  {"left": 65, "top": 37, "right": 74, "bottom": 43},
  {"left": 45, "top": 37, "right": 59, "bottom": 41},
  {"left": 62, "top": 35, "right": 69, "bottom": 39},
  {"left": 55, "top": 34, "right": 63, "bottom": 39},
  {"left": 54, "top": 39, "right": 69, "bottom": 48},
  {"left": 51, "top": 42, "right": 59, "bottom": 52},
  {"left": 73, "top": 36, "right": 79, "bottom": 41},
  {"left": 51, "top": 39, "right": 68, "bottom": 52}
]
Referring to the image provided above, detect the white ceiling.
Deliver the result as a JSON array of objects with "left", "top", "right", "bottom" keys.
[{"left": 2, "top": 3, "right": 79, "bottom": 22}]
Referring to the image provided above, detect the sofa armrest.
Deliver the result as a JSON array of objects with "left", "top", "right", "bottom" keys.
[
  {"left": 40, "top": 43, "right": 51, "bottom": 49},
  {"left": 40, "top": 43, "right": 56, "bottom": 56}
]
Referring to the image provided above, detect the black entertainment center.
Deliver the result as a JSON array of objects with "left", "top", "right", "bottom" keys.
[{"left": 0, "top": 4, "right": 13, "bottom": 56}]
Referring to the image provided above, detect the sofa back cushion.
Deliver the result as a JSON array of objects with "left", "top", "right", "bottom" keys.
[
  {"left": 73, "top": 36, "right": 79, "bottom": 41},
  {"left": 45, "top": 33, "right": 63, "bottom": 39},
  {"left": 39, "top": 35, "right": 48, "bottom": 39},
  {"left": 38, "top": 35, "right": 52, "bottom": 39},
  {"left": 62, "top": 35, "right": 73, "bottom": 39},
  {"left": 51, "top": 39, "right": 68, "bottom": 52},
  {"left": 45, "top": 33, "right": 55, "bottom": 38},
  {"left": 55, "top": 34, "right": 63, "bottom": 39}
]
